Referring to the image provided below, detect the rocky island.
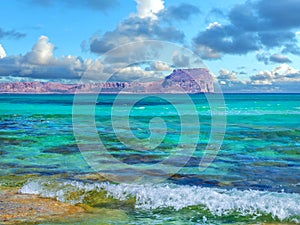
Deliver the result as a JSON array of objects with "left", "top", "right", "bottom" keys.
[{"left": 0, "top": 68, "right": 214, "bottom": 94}]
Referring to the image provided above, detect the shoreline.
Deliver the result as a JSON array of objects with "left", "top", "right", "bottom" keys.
[
  {"left": 0, "top": 187, "right": 85, "bottom": 224},
  {"left": 0, "top": 185, "right": 297, "bottom": 225}
]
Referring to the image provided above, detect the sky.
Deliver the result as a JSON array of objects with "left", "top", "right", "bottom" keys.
[{"left": 0, "top": 0, "right": 300, "bottom": 92}]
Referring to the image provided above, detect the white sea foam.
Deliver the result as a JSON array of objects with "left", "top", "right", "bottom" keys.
[{"left": 19, "top": 178, "right": 300, "bottom": 222}]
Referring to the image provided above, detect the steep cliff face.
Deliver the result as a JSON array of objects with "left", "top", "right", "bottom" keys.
[
  {"left": 161, "top": 68, "right": 214, "bottom": 93},
  {"left": 0, "top": 82, "right": 77, "bottom": 93},
  {"left": 0, "top": 68, "right": 214, "bottom": 93},
  {"left": 0, "top": 82, "right": 131, "bottom": 93}
]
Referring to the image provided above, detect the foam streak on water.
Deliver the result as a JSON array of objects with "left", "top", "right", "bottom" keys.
[{"left": 19, "top": 178, "right": 300, "bottom": 222}]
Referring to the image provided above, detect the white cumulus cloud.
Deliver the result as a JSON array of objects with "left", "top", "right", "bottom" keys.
[
  {"left": 150, "top": 61, "right": 172, "bottom": 71},
  {"left": 0, "top": 44, "right": 6, "bottom": 59},
  {"left": 250, "top": 64, "right": 300, "bottom": 85},
  {"left": 135, "top": 0, "right": 164, "bottom": 20},
  {"left": 0, "top": 35, "right": 107, "bottom": 80},
  {"left": 217, "top": 69, "right": 241, "bottom": 86},
  {"left": 25, "top": 35, "right": 55, "bottom": 65},
  {"left": 272, "top": 63, "right": 299, "bottom": 77},
  {"left": 206, "top": 21, "right": 222, "bottom": 30}
]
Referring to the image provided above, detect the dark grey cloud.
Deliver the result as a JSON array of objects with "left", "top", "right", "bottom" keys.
[
  {"left": 256, "top": 52, "right": 292, "bottom": 64},
  {"left": 0, "top": 59, "right": 79, "bottom": 79},
  {"left": 172, "top": 53, "right": 190, "bottom": 67},
  {"left": 193, "top": 25, "right": 259, "bottom": 55},
  {"left": 0, "top": 28, "right": 26, "bottom": 39},
  {"left": 87, "top": 2, "right": 205, "bottom": 56},
  {"left": 228, "top": 2, "right": 265, "bottom": 32},
  {"left": 257, "top": 0, "right": 300, "bottom": 29},
  {"left": 285, "top": 73, "right": 300, "bottom": 79},
  {"left": 282, "top": 44, "right": 300, "bottom": 55},
  {"left": 229, "top": 0, "right": 300, "bottom": 31},
  {"left": 258, "top": 31, "right": 296, "bottom": 48},
  {"left": 160, "top": 3, "right": 200, "bottom": 22},
  {"left": 0, "top": 55, "right": 82, "bottom": 80},
  {"left": 90, "top": 39, "right": 115, "bottom": 55},
  {"left": 270, "top": 54, "right": 292, "bottom": 63},
  {"left": 194, "top": 0, "right": 300, "bottom": 59},
  {"left": 90, "top": 17, "right": 184, "bottom": 54}
]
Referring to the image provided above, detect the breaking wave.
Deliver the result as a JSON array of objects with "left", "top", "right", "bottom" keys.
[{"left": 19, "top": 178, "right": 300, "bottom": 223}]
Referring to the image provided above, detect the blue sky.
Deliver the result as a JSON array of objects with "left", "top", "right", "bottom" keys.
[{"left": 0, "top": 0, "right": 300, "bottom": 92}]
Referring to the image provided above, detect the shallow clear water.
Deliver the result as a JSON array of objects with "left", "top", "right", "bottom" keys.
[{"left": 0, "top": 94, "right": 299, "bottom": 224}]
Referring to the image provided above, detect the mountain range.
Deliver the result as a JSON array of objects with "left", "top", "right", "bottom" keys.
[{"left": 0, "top": 68, "right": 214, "bottom": 94}]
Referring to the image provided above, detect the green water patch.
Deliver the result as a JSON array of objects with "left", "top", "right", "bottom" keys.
[
  {"left": 40, "top": 208, "right": 129, "bottom": 225},
  {"left": 233, "top": 129, "right": 299, "bottom": 143},
  {"left": 0, "top": 174, "right": 39, "bottom": 188},
  {"left": 17, "top": 177, "right": 136, "bottom": 213},
  {"left": 130, "top": 205, "right": 299, "bottom": 225},
  {"left": 270, "top": 146, "right": 300, "bottom": 156},
  {"left": 80, "top": 190, "right": 136, "bottom": 209}
]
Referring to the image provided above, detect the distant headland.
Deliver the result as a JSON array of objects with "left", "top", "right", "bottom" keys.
[{"left": 0, "top": 68, "right": 214, "bottom": 94}]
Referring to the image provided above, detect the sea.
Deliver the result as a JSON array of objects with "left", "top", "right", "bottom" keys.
[{"left": 0, "top": 93, "right": 299, "bottom": 224}]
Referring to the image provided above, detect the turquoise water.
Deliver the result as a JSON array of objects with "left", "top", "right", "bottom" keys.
[{"left": 0, "top": 94, "right": 300, "bottom": 224}]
